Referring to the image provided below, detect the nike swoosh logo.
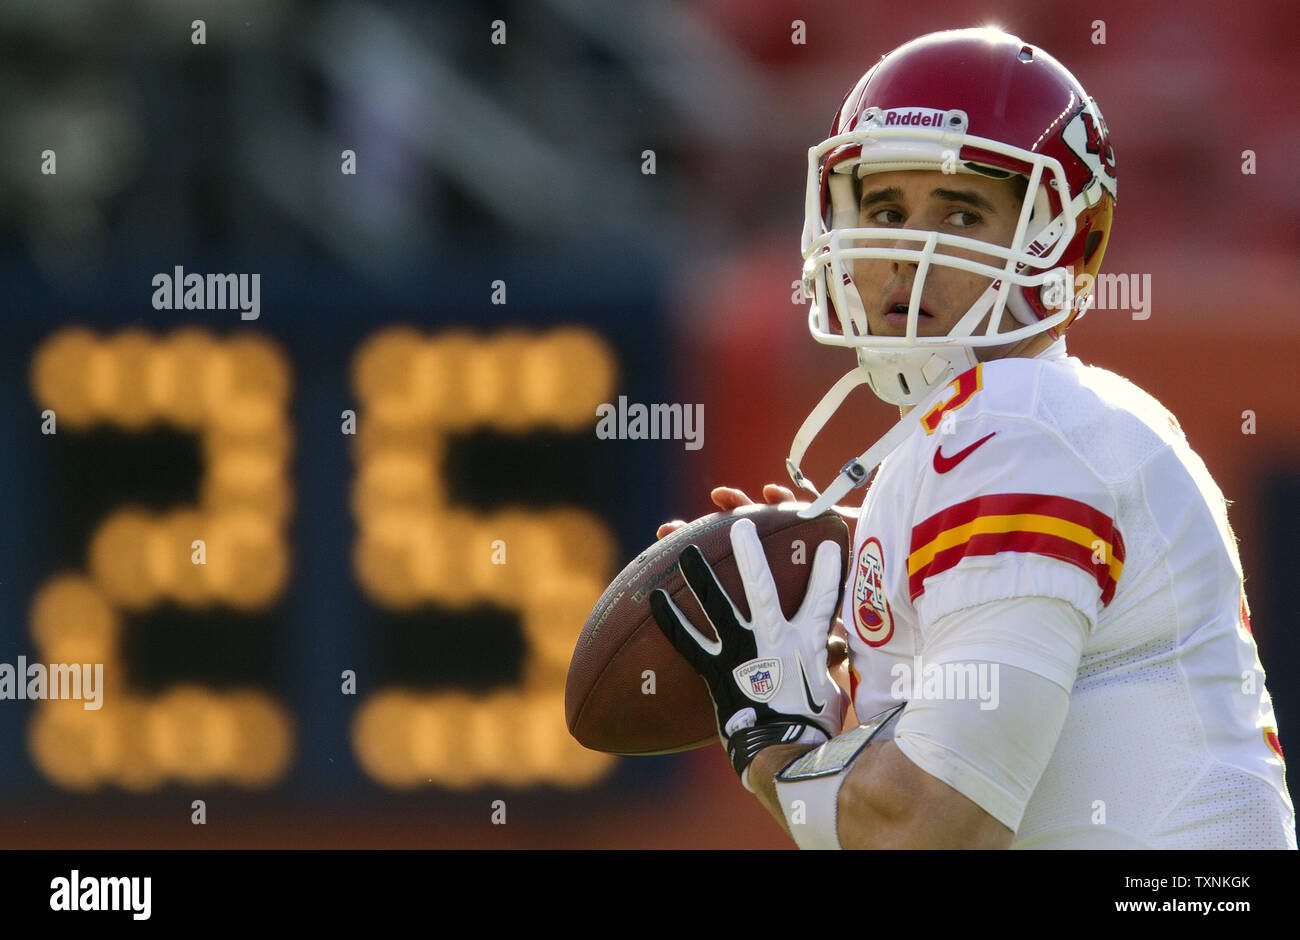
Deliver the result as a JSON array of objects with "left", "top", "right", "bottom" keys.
[
  {"left": 797, "top": 655, "right": 825, "bottom": 715},
  {"left": 933, "top": 431, "right": 997, "bottom": 474}
]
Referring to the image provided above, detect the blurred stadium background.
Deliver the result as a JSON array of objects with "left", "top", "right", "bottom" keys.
[{"left": 0, "top": 0, "right": 1296, "bottom": 848}]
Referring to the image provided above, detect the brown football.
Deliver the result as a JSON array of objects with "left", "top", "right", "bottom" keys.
[{"left": 565, "top": 502, "right": 850, "bottom": 755}]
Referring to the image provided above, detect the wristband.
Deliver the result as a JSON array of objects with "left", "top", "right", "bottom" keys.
[
  {"left": 728, "top": 720, "right": 827, "bottom": 781},
  {"left": 774, "top": 702, "right": 906, "bottom": 849}
]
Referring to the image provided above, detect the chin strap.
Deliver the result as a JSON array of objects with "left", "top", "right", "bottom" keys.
[{"left": 785, "top": 368, "right": 922, "bottom": 520}]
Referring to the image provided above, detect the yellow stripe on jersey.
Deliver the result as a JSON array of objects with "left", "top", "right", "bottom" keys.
[{"left": 908, "top": 512, "right": 1124, "bottom": 584}]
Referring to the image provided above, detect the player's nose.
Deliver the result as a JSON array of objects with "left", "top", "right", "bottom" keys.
[
  {"left": 889, "top": 225, "right": 924, "bottom": 275},
  {"left": 890, "top": 246, "right": 920, "bottom": 275}
]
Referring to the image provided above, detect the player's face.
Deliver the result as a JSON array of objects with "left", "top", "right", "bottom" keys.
[{"left": 851, "top": 170, "right": 1026, "bottom": 344}]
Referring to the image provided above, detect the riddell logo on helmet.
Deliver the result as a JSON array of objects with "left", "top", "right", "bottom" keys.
[{"left": 880, "top": 108, "right": 948, "bottom": 128}]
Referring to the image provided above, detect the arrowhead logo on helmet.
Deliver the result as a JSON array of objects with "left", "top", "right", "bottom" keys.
[{"left": 1063, "top": 103, "right": 1118, "bottom": 199}]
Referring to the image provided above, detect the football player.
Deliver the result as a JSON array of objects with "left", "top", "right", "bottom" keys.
[{"left": 652, "top": 28, "right": 1296, "bottom": 849}]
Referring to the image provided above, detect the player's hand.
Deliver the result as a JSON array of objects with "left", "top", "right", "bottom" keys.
[
  {"left": 656, "top": 483, "right": 851, "bottom": 689},
  {"left": 655, "top": 484, "right": 795, "bottom": 540},
  {"left": 649, "top": 517, "right": 849, "bottom": 780}
]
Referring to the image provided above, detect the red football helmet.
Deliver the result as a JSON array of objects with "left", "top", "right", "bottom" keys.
[{"left": 801, "top": 28, "right": 1117, "bottom": 405}]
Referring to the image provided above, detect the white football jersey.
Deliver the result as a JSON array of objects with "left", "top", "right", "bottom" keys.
[{"left": 842, "top": 346, "right": 1296, "bottom": 848}]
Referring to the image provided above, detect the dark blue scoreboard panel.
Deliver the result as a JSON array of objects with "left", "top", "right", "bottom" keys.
[{"left": 0, "top": 252, "right": 672, "bottom": 807}]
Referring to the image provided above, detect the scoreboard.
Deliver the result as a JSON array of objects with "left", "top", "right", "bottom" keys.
[{"left": 0, "top": 256, "right": 672, "bottom": 804}]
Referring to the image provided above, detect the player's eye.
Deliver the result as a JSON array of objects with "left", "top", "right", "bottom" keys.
[
  {"left": 864, "top": 207, "right": 904, "bottom": 225},
  {"left": 944, "top": 210, "right": 981, "bottom": 228}
]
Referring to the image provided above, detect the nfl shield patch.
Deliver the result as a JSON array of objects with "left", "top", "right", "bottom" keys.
[{"left": 734, "top": 658, "right": 781, "bottom": 704}]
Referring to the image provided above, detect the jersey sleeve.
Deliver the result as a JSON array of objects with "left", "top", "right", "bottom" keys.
[
  {"left": 892, "top": 594, "right": 1089, "bottom": 830},
  {"left": 892, "top": 660, "right": 1072, "bottom": 832},
  {"left": 908, "top": 411, "right": 1125, "bottom": 633}
]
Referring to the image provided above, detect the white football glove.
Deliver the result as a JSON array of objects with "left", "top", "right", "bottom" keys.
[{"left": 650, "top": 517, "right": 849, "bottom": 779}]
